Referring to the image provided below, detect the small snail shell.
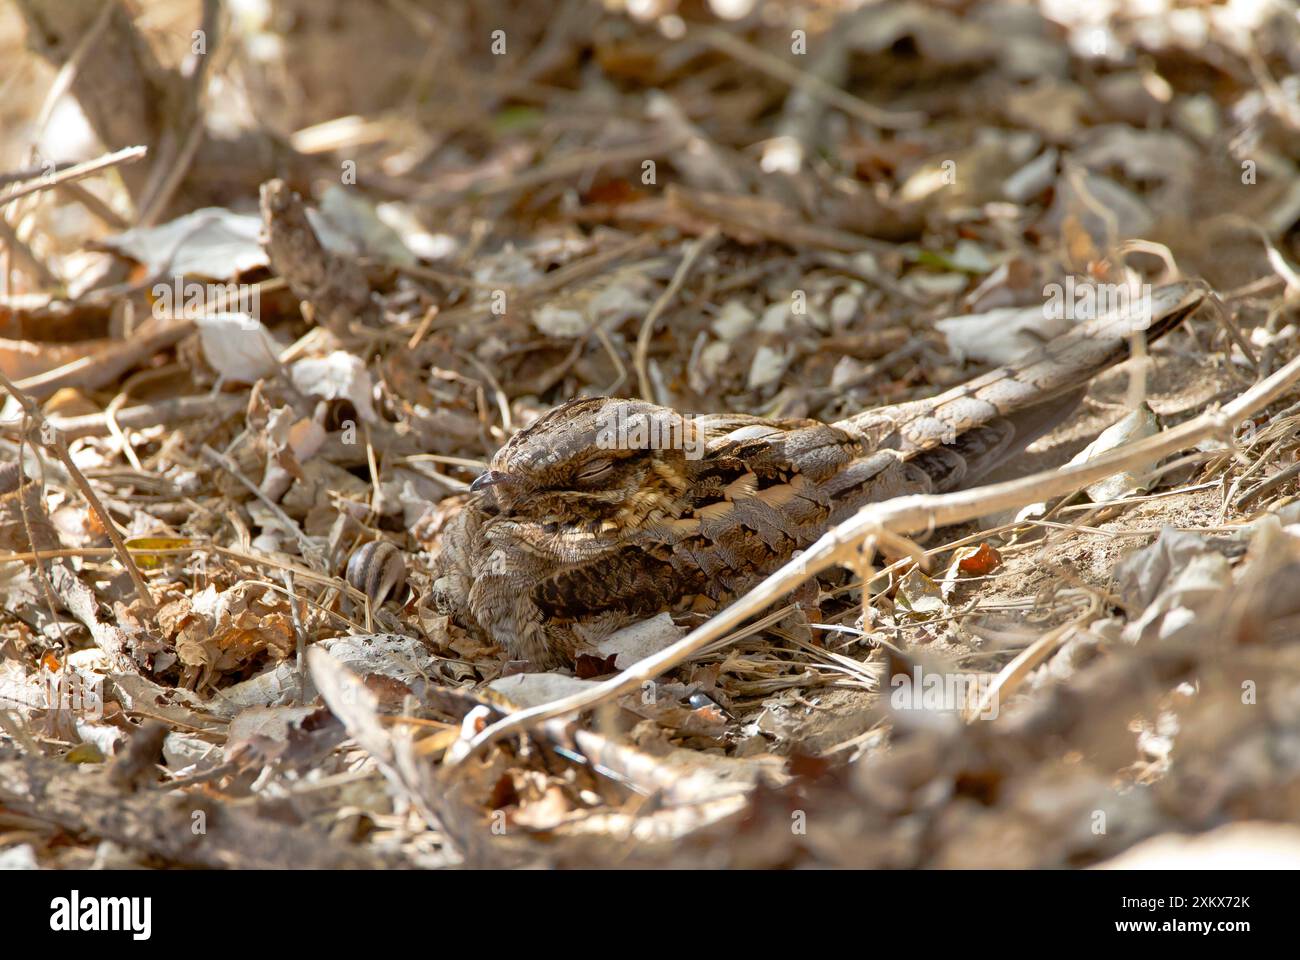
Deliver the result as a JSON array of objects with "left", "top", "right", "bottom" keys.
[{"left": 345, "top": 540, "right": 408, "bottom": 607}]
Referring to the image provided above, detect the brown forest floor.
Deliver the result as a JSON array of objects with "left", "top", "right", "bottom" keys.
[{"left": 1, "top": 0, "right": 1300, "bottom": 868}]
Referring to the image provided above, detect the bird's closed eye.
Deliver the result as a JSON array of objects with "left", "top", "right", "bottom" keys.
[{"left": 576, "top": 457, "right": 613, "bottom": 481}]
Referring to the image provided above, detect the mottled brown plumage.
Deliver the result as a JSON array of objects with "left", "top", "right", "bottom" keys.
[{"left": 431, "top": 282, "right": 1206, "bottom": 667}]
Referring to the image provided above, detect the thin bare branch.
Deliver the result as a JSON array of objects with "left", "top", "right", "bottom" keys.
[{"left": 0, "top": 144, "right": 146, "bottom": 209}]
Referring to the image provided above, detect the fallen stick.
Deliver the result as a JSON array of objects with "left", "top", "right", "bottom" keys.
[
  {"left": 697, "top": 27, "right": 925, "bottom": 131},
  {"left": 635, "top": 227, "right": 719, "bottom": 403},
  {"left": 453, "top": 348, "right": 1300, "bottom": 763},
  {"left": 12, "top": 318, "right": 193, "bottom": 401},
  {"left": 46, "top": 393, "right": 244, "bottom": 439},
  {"left": 0, "top": 144, "right": 146, "bottom": 209}
]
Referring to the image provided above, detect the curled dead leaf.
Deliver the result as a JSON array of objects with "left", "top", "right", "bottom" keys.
[{"left": 957, "top": 542, "right": 1002, "bottom": 576}]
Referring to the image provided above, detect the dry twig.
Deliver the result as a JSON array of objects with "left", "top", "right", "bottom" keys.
[{"left": 0, "top": 144, "right": 146, "bottom": 209}]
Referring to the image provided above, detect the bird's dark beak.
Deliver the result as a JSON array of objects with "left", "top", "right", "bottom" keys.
[{"left": 470, "top": 470, "right": 510, "bottom": 493}]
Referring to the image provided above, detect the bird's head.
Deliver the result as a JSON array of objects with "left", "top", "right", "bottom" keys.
[{"left": 470, "top": 397, "right": 700, "bottom": 524}]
